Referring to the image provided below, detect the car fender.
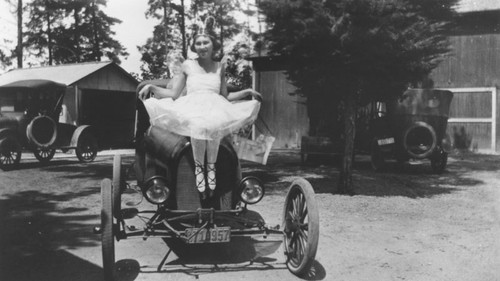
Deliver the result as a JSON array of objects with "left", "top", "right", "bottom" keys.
[
  {"left": 0, "top": 128, "right": 18, "bottom": 141},
  {"left": 0, "top": 134, "right": 21, "bottom": 153},
  {"left": 70, "top": 125, "right": 94, "bottom": 147}
]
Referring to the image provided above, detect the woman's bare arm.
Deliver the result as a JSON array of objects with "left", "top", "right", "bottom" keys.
[
  {"left": 220, "top": 62, "right": 229, "bottom": 98},
  {"left": 220, "top": 62, "right": 262, "bottom": 102},
  {"left": 139, "top": 62, "right": 188, "bottom": 100}
]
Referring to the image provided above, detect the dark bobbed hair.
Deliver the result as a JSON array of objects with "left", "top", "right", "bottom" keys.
[{"left": 190, "top": 33, "right": 222, "bottom": 58}]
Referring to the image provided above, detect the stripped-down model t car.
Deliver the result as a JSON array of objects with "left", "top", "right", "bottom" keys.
[
  {"left": 94, "top": 81, "right": 320, "bottom": 280},
  {"left": 370, "top": 89, "right": 453, "bottom": 173},
  {"left": 0, "top": 79, "right": 98, "bottom": 169}
]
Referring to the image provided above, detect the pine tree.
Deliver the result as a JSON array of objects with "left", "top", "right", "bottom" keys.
[
  {"left": 258, "top": 0, "right": 458, "bottom": 193},
  {"left": 23, "top": 0, "right": 127, "bottom": 65}
]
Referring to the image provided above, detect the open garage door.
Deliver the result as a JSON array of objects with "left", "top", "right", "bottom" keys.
[{"left": 79, "top": 89, "right": 136, "bottom": 149}]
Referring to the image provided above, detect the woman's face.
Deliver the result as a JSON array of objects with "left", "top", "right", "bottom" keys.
[{"left": 194, "top": 35, "right": 213, "bottom": 59}]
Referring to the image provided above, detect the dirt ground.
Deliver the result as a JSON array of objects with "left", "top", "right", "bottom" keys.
[{"left": 0, "top": 149, "right": 499, "bottom": 281}]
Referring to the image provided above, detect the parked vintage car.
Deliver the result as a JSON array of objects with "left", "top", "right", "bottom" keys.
[
  {"left": 0, "top": 79, "right": 98, "bottom": 169},
  {"left": 369, "top": 88, "right": 454, "bottom": 173},
  {"left": 94, "top": 81, "right": 320, "bottom": 280}
]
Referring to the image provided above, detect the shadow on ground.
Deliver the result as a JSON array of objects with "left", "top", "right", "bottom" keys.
[
  {"left": 242, "top": 150, "right": 492, "bottom": 199},
  {"left": 114, "top": 237, "right": 325, "bottom": 280},
  {"left": 0, "top": 190, "right": 102, "bottom": 281}
]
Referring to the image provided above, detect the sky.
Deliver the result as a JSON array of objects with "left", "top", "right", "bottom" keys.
[
  {"left": 0, "top": 0, "right": 257, "bottom": 75},
  {"left": 103, "top": 0, "right": 156, "bottom": 74},
  {"left": 0, "top": 1, "right": 157, "bottom": 74}
]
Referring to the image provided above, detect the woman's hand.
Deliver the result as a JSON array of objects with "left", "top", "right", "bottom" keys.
[
  {"left": 138, "top": 84, "right": 153, "bottom": 100},
  {"left": 248, "top": 89, "right": 263, "bottom": 102}
]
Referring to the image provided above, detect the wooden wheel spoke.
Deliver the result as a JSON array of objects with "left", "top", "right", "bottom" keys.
[
  {"left": 300, "top": 205, "right": 308, "bottom": 223},
  {"left": 296, "top": 234, "right": 305, "bottom": 259},
  {"left": 289, "top": 233, "right": 298, "bottom": 255},
  {"left": 296, "top": 193, "right": 304, "bottom": 216},
  {"left": 292, "top": 196, "right": 300, "bottom": 217}
]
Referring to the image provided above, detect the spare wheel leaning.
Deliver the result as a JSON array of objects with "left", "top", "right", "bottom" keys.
[
  {"left": 402, "top": 121, "right": 437, "bottom": 159},
  {"left": 26, "top": 116, "right": 57, "bottom": 148}
]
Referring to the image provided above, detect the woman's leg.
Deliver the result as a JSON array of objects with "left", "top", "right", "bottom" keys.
[
  {"left": 206, "top": 138, "right": 221, "bottom": 191},
  {"left": 191, "top": 138, "right": 206, "bottom": 193}
]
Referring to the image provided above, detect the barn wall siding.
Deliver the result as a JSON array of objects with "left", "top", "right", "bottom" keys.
[
  {"left": 432, "top": 32, "right": 500, "bottom": 152},
  {"left": 432, "top": 34, "right": 500, "bottom": 88},
  {"left": 256, "top": 70, "right": 308, "bottom": 149}
]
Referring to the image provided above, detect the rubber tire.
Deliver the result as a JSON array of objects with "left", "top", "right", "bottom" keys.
[
  {"left": 26, "top": 116, "right": 57, "bottom": 148},
  {"left": 33, "top": 147, "right": 56, "bottom": 163},
  {"left": 76, "top": 132, "right": 98, "bottom": 163},
  {"left": 403, "top": 121, "right": 437, "bottom": 159},
  {"left": 112, "top": 154, "right": 123, "bottom": 219},
  {"left": 101, "top": 178, "right": 115, "bottom": 281},
  {"left": 283, "top": 178, "right": 319, "bottom": 277},
  {"left": 0, "top": 138, "right": 22, "bottom": 170}
]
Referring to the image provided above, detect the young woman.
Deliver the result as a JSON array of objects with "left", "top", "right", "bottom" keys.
[{"left": 138, "top": 25, "right": 261, "bottom": 200}]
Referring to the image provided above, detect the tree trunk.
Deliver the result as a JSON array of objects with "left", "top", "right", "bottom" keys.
[
  {"left": 338, "top": 94, "right": 357, "bottom": 194},
  {"left": 16, "top": 0, "right": 23, "bottom": 68},
  {"left": 180, "top": 0, "right": 186, "bottom": 59},
  {"left": 45, "top": 0, "right": 53, "bottom": 65},
  {"left": 91, "top": 0, "right": 100, "bottom": 61},
  {"left": 163, "top": 0, "right": 169, "bottom": 55},
  {"left": 73, "top": 7, "right": 81, "bottom": 62}
]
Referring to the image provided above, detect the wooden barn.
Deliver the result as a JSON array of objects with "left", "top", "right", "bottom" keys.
[
  {"left": 250, "top": 0, "right": 500, "bottom": 153},
  {"left": 0, "top": 61, "right": 138, "bottom": 149},
  {"left": 249, "top": 56, "right": 309, "bottom": 149},
  {"left": 431, "top": 0, "right": 500, "bottom": 153}
]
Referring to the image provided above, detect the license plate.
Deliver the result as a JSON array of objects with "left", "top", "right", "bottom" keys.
[
  {"left": 185, "top": 227, "right": 231, "bottom": 244},
  {"left": 377, "top": 137, "right": 395, "bottom": 146}
]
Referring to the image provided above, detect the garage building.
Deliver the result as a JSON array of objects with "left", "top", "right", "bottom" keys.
[{"left": 0, "top": 61, "right": 138, "bottom": 149}]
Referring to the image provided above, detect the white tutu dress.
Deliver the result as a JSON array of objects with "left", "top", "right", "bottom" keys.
[{"left": 144, "top": 60, "right": 261, "bottom": 140}]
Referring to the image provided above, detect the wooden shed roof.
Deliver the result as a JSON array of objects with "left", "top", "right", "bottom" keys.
[{"left": 0, "top": 61, "right": 138, "bottom": 87}]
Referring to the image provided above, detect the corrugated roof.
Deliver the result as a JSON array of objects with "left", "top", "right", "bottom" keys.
[
  {"left": 0, "top": 61, "right": 115, "bottom": 87},
  {"left": 455, "top": 0, "right": 500, "bottom": 12}
]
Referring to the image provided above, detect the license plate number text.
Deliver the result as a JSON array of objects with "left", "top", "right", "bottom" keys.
[
  {"left": 185, "top": 227, "right": 231, "bottom": 244},
  {"left": 377, "top": 137, "right": 395, "bottom": 146}
]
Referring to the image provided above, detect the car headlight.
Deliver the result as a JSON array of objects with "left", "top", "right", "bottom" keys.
[
  {"left": 239, "top": 176, "right": 264, "bottom": 204},
  {"left": 144, "top": 176, "right": 170, "bottom": 204}
]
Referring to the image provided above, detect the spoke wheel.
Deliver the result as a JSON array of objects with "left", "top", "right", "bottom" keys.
[
  {"left": 112, "top": 154, "right": 123, "bottom": 219},
  {"left": 34, "top": 147, "right": 55, "bottom": 163},
  {"left": 101, "top": 178, "right": 116, "bottom": 281},
  {"left": 283, "top": 178, "right": 319, "bottom": 276},
  {"left": 76, "top": 133, "right": 98, "bottom": 163},
  {"left": 0, "top": 139, "right": 22, "bottom": 170}
]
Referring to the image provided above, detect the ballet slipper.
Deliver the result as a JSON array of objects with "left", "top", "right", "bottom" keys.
[
  {"left": 195, "top": 161, "right": 207, "bottom": 200},
  {"left": 207, "top": 163, "right": 216, "bottom": 198}
]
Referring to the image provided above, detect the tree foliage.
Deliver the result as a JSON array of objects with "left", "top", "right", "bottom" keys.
[
  {"left": 258, "top": 0, "right": 458, "bottom": 192},
  {"left": 259, "top": 0, "right": 457, "bottom": 103},
  {"left": 139, "top": 0, "right": 256, "bottom": 81},
  {"left": 23, "top": 0, "right": 128, "bottom": 65}
]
